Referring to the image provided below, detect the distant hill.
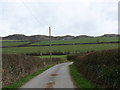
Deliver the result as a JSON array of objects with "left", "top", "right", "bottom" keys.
[
  {"left": 3, "top": 34, "right": 28, "bottom": 41},
  {"left": 97, "top": 34, "right": 120, "bottom": 37},
  {"left": 2, "top": 34, "right": 119, "bottom": 41},
  {"left": 3, "top": 34, "right": 50, "bottom": 41},
  {"left": 55, "top": 35, "right": 75, "bottom": 40},
  {"left": 74, "top": 35, "right": 94, "bottom": 39}
]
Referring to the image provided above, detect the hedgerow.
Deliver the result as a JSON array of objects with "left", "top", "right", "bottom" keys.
[
  {"left": 68, "top": 49, "right": 120, "bottom": 88},
  {"left": 2, "top": 54, "right": 63, "bottom": 87}
]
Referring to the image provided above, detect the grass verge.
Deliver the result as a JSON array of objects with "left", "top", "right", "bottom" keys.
[
  {"left": 69, "top": 64, "right": 96, "bottom": 88},
  {"left": 2, "top": 65, "right": 54, "bottom": 89}
]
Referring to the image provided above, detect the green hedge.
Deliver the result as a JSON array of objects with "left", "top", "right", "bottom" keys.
[
  {"left": 2, "top": 54, "right": 63, "bottom": 87},
  {"left": 68, "top": 49, "right": 120, "bottom": 88}
]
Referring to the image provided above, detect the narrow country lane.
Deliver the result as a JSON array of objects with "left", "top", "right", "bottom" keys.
[{"left": 19, "top": 62, "right": 75, "bottom": 89}]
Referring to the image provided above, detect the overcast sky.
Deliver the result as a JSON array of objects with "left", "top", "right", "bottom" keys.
[{"left": 0, "top": 0, "right": 119, "bottom": 37}]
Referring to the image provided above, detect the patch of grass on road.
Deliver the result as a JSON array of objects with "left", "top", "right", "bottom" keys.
[
  {"left": 2, "top": 65, "right": 54, "bottom": 89},
  {"left": 69, "top": 64, "right": 96, "bottom": 88}
]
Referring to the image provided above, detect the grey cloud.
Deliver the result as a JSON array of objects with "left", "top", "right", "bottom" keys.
[{"left": 0, "top": 0, "right": 118, "bottom": 36}]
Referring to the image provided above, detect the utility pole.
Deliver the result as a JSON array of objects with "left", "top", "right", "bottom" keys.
[{"left": 49, "top": 26, "right": 52, "bottom": 60}]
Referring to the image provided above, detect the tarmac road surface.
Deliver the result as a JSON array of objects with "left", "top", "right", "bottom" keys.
[{"left": 19, "top": 62, "right": 75, "bottom": 89}]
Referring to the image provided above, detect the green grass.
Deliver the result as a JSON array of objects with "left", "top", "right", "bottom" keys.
[
  {"left": 31, "top": 37, "right": 119, "bottom": 45},
  {"left": 2, "top": 41, "right": 29, "bottom": 47},
  {"left": 0, "top": 40, "right": 22, "bottom": 41},
  {"left": 69, "top": 64, "right": 96, "bottom": 88},
  {"left": 2, "top": 65, "right": 54, "bottom": 89},
  {"left": 36, "top": 55, "right": 67, "bottom": 59},
  {"left": 3, "top": 43, "right": 119, "bottom": 54},
  {"left": 1, "top": 37, "right": 119, "bottom": 47},
  {"left": 36, "top": 55, "right": 67, "bottom": 62}
]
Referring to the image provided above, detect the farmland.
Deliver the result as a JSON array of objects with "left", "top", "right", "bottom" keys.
[
  {"left": 31, "top": 37, "right": 119, "bottom": 45},
  {"left": 2, "top": 36, "right": 120, "bottom": 88},
  {"left": 1, "top": 37, "right": 119, "bottom": 47},
  {"left": 36, "top": 55, "right": 66, "bottom": 59},
  {"left": 2, "top": 41, "right": 29, "bottom": 47},
  {"left": 2, "top": 37, "right": 119, "bottom": 54},
  {"left": 2, "top": 43, "right": 119, "bottom": 54}
]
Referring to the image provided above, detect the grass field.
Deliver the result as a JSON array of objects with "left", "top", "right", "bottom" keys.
[
  {"left": 36, "top": 55, "right": 67, "bottom": 59},
  {"left": 31, "top": 37, "right": 119, "bottom": 45},
  {"left": 36, "top": 55, "right": 67, "bottom": 62},
  {"left": 1, "top": 37, "right": 119, "bottom": 47},
  {"left": 0, "top": 40, "right": 22, "bottom": 41},
  {"left": 3, "top": 43, "right": 119, "bottom": 54},
  {"left": 2, "top": 41, "right": 29, "bottom": 47}
]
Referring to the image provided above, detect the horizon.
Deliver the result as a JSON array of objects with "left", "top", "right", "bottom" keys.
[{"left": 1, "top": 33, "right": 119, "bottom": 37}]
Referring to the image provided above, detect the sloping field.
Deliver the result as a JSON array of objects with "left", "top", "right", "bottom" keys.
[
  {"left": 3, "top": 43, "right": 119, "bottom": 54},
  {"left": 1, "top": 37, "right": 119, "bottom": 47},
  {"left": 31, "top": 37, "right": 119, "bottom": 45},
  {"left": 2, "top": 41, "right": 29, "bottom": 47}
]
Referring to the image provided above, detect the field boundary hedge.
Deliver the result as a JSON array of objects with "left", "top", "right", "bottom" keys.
[
  {"left": 68, "top": 49, "right": 120, "bottom": 88},
  {"left": 69, "top": 64, "right": 96, "bottom": 88},
  {"left": 2, "top": 41, "right": 120, "bottom": 48},
  {"left": 2, "top": 54, "right": 63, "bottom": 87},
  {"left": 2, "top": 65, "right": 54, "bottom": 89}
]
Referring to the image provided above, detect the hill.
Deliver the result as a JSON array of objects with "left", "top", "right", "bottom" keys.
[
  {"left": 2, "top": 34, "right": 119, "bottom": 41},
  {"left": 2, "top": 34, "right": 92, "bottom": 41},
  {"left": 97, "top": 34, "right": 120, "bottom": 37}
]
